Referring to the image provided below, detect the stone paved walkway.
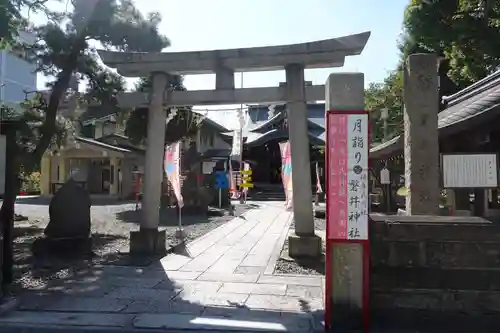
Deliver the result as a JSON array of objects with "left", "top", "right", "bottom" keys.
[{"left": 0, "top": 201, "right": 325, "bottom": 332}]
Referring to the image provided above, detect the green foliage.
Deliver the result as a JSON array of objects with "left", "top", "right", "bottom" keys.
[
  {"left": 20, "top": 171, "right": 40, "bottom": 193},
  {"left": 368, "top": 0, "right": 500, "bottom": 144},
  {"left": 125, "top": 106, "right": 202, "bottom": 146},
  {"left": 125, "top": 74, "right": 202, "bottom": 145},
  {"left": 365, "top": 71, "right": 404, "bottom": 144},
  {"left": 0, "top": 0, "right": 51, "bottom": 49},
  {"left": 401, "top": 0, "right": 500, "bottom": 88},
  {"left": 16, "top": 0, "right": 169, "bottom": 169}
]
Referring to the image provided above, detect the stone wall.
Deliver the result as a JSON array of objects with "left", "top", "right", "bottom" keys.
[{"left": 370, "top": 215, "right": 500, "bottom": 326}]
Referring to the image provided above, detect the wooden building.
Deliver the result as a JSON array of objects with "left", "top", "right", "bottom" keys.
[{"left": 370, "top": 70, "right": 500, "bottom": 217}]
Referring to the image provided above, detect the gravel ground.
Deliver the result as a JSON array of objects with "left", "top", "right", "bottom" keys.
[
  {"left": 274, "top": 216, "right": 326, "bottom": 276},
  {"left": 289, "top": 214, "right": 326, "bottom": 231},
  {"left": 7, "top": 197, "right": 252, "bottom": 293}
]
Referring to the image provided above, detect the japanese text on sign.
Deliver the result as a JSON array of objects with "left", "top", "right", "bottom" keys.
[
  {"left": 212, "top": 171, "right": 254, "bottom": 190},
  {"left": 241, "top": 170, "right": 253, "bottom": 189},
  {"left": 327, "top": 112, "right": 369, "bottom": 240}
]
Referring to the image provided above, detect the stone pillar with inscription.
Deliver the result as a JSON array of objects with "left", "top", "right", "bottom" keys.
[
  {"left": 325, "top": 73, "right": 365, "bottom": 330},
  {"left": 403, "top": 53, "right": 440, "bottom": 215}
]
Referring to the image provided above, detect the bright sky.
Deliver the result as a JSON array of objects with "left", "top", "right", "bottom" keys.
[{"left": 34, "top": 0, "right": 408, "bottom": 128}]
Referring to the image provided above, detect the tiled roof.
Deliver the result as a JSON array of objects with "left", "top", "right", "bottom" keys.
[
  {"left": 370, "top": 71, "right": 500, "bottom": 159},
  {"left": 245, "top": 129, "right": 325, "bottom": 147},
  {"left": 75, "top": 136, "right": 135, "bottom": 154},
  {"left": 80, "top": 105, "right": 119, "bottom": 123}
]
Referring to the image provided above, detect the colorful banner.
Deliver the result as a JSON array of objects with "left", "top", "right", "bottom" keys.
[
  {"left": 229, "top": 161, "right": 240, "bottom": 199},
  {"left": 230, "top": 130, "right": 242, "bottom": 160},
  {"left": 164, "top": 141, "right": 184, "bottom": 208},
  {"left": 279, "top": 141, "right": 293, "bottom": 209},
  {"left": 316, "top": 162, "right": 323, "bottom": 194},
  {"left": 326, "top": 112, "right": 369, "bottom": 240},
  {"left": 242, "top": 162, "right": 252, "bottom": 195}
]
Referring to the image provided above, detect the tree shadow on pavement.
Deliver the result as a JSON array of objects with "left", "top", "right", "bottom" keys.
[
  {"left": 4, "top": 236, "right": 325, "bottom": 333},
  {"left": 7, "top": 225, "right": 129, "bottom": 295},
  {"left": 13, "top": 196, "right": 135, "bottom": 207},
  {"left": 115, "top": 204, "right": 256, "bottom": 227}
]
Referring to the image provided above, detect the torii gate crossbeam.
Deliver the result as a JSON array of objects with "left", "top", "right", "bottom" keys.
[{"left": 98, "top": 31, "right": 371, "bottom": 258}]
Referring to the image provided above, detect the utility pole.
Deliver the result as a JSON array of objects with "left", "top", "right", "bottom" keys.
[{"left": 238, "top": 73, "right": 245, "bottom": 204}]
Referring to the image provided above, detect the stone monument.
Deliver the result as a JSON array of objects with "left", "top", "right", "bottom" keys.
[
  {"left": 403, "top": 53, "right": 440, "bottom": 215},
  {"left": 39, "top": 178, "right": 92, "bottom": 255}
]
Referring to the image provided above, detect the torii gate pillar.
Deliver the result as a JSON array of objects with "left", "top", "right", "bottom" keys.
[
  {"left": 129, "top": 72, "right": 169, "bottom": 255},
  {"left": 285, "top": 64, "right": 321, "bottom": 257}
]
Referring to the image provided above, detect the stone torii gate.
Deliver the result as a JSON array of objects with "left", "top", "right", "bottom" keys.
[{"left": 98, "top": 31, "right": 370, "bottom": 256}]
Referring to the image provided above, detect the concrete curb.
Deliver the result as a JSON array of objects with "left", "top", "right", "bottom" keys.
[{"left": 0, "top": 297, "right": 20, "bottom": 316}]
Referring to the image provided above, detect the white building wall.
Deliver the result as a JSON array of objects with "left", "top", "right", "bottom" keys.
[{"left": 0, "top": 31, "right": 37, "bottom": 111}]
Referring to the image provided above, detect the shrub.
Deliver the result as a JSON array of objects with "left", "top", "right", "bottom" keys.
[{"left": 20, "top": 172, "right": 41, "bottom": 193}]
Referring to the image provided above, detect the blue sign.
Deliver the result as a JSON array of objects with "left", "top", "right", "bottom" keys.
[{"left": 214, "top": 171, "right": 229, "bottom": 189}]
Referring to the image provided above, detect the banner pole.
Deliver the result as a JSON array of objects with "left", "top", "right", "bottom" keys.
[
  {"left": 178, "top": 142, "right": 183, "bottom": 232},
  {"left": 178, "top": 204, "right": 182, "bottom": 230}
]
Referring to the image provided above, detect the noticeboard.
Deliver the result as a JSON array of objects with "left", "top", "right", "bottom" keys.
[{"left": 442, "top": 153, "right": 498, "bottom": 188}]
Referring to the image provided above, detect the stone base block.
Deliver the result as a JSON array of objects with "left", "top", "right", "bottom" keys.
[
  {"left": 31, "top": 236, "right": 93, "bottom": 257},
  {"left": 288, "top": 233, "right": 322, "bottom": 258},
  {"left": 130, "top": 229, "right": 166, "bottom": 256}
]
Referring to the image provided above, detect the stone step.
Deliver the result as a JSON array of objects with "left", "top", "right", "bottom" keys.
[
  {"left": 0, "top": 311, "right": 133, "bottom": 328},
  {"left": 133, "top": 313, "right": 312, "bottom": 332},
  {"left": 0, "top": 310, "right": 314, "bottom": 332}
]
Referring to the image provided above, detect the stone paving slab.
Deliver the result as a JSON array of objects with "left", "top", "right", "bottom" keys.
[
  {"left": 257, "top": 275, "right": 323, "bottom": 287},
  {"left": 105, "top": 287, "right": 180, "bottom": 302},
  {"left": 264, "top": 213, "right": 293, "bottom": 275},
  {"left": 197, "top": 272, "right": 261, "bottom": 283},
  {"left": 132, "top": 313, "right": 310, "bottom": 332},
  {"left": 285, "top": 285, "right": 323, "bottom": 299},
  {"left": 29, "top": 283, "right": 114, "bottom": 298},
  {"left": 201, "top": 306, "right": 283, "bottom": 319},
  {"left": 173, "top": 291, "right": 249, "bottom": 307},
  {"left": 155, "top": 280, "right": 223, "bottom": 294},
  {"left": 219, "top": 282, "right": 287, "bottom": 296},
  {"left": 158, "top": 254, "right": 193, "bottom": 271},
  {"left": 121, "top": 299, "right": 205, "bottom": 315},
  {"left": 179, "top": 244, "right": 233, "bottom": 272},
  {"left": 245, "top": 294, "right": 323, "bottom": 313},
  {"left": 234, "top": 266, "right": 265, "bottom": 274},
  {"left": 0, "top": 311, "right": 133, "bottom": 328},
  {"left": 162, "top": 270, "right": 202, "bottom": 280},
  {"left": 0, "top": 202, "right": 325, "bottom": 332},
  {"left": 92, "top": 276, "right": 164, "bottom": 288},
  {"left": 19, "top": 296, "right": 132, "bottom": 312}
]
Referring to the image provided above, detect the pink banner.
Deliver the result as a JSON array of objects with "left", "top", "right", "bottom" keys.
[
  {"left": 316, "top": 162, "right": 323, "bottom": 194},
  {"left": 164, "top": 141, "right": 184, "bottom": 208},
  {"left": 279, "top": 141, "right": 293, "bottom": 208},
  {"left": 327, "top": 114, "right": 348, "bottom": 239},
  {"left": 229, "top": 161, "right": 240, "bottom": 199}
]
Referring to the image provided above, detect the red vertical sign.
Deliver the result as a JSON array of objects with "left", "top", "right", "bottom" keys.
[
  {"left": 325, "top": 109, "right": 371, "bottom": 332},
  {"left": 327, "top": 113, "right": 348, "bottom": 239}
]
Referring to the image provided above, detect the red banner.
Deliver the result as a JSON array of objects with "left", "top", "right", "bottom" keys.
[
  {"left": 279, "top": 141, "right": 293, "bottom": 209},
  {"left": 164, "top": 141, "right": 184, "bottom": 208}
]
